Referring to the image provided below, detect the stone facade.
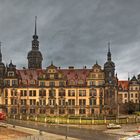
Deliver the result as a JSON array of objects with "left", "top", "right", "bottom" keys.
[{"left": 0, "top": 19, "right": 119, "bottom": 116}]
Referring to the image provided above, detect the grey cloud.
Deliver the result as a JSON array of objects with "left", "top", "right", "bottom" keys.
[{"left": 0, "top": 0, "right": 140, "bottom": 80}]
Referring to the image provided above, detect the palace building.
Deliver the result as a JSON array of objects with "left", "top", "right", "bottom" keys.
[{"left": 0, "top": 18, "right": 120, "bottom": 116}]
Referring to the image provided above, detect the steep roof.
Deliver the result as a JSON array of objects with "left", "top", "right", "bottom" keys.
[
  {"left": 60, "top": 69, "right": 90, "bottom": 82},
  {"left": 118, "top": 80, "right": 129, "bottom": 91}
]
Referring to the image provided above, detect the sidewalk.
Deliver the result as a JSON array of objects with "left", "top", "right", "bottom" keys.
[{"left": 5, "top": 123, "right": 80, "bottom": 140}]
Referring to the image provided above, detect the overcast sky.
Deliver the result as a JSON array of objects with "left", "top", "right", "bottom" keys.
[{"left": 0, "top": 0, "right": 140, "bottom": 80}]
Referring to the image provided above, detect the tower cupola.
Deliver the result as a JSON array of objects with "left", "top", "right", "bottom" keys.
[{"left": 27, "top": 16, "right": 43, "bottom": 69}]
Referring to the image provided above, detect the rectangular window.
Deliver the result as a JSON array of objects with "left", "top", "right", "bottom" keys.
[
  {"left": 59, "top": 89, "right": 65, "bottom": 96},
  {"left": 59, "top": 108, "right": 65, "bottom": 114},
  {"left": 43, "top": 100, "right": 46, "bottom": 105},
  {"left": 21, "top": 99, "right": 26, "bottom": 105},
  {"left": 5, "top": 89, "right": 8, "bottom": 98},
  {"left": 40, "top": 81, "right": 45, "bottom": 87},
  {"left": 30, "top": 109, "right": 35, "bottom": 114},
  {"left": 29, "top": 90, "right": 32, "bottom": 96},
  {"left": 49, "top": 89, "right": 56, "bottom": 97},
  {"left": 39, "top": 89, "right": 46, "bottom": 96},
  {"left": 79, "top": 108, "right": 85, "bottom": 114},
  {"left": 39, "top": 100, "right": 46, "bottom": 105},
  {"left": 24, "top": 90, "right": 27, "bottom": 96},
  {"left": 5, "top": 80, "right": 10, "bottom": 86},
  {"left": 79, "top": 90, "right": 86, "bottom": 96},
  {"left": 59, "top": 99, "right": 65, "bottom": 106},
  {"left": 8, "top": 72, "right": 14, "bottom": 77},
  {"left": 5, "top": 99, "right": 8, "bottom": 105},
  {"left": 89, "top": 98, "right": 96, "bottom": 105},
  {"left": 33, "top": 90, "right": 36, "bottom": 96},
  {"left": 79, "top": 99, "right": 86, "bottom": 106},
  {"left": 20, "top": 90, "right": 23, "bottom": 96},
  {"left": 11, "top": 89, "right": 17, "bottom": 96},
  {"left": 11, "top": 90, "right": 13, "bottom": 96},
  {"left": 49, "top": 81, "right": 55, "bottom": 87},
  {"left": 11, "top": 99, "right": 14, "bottom": 105},
  {"left": 59, "top": 81, "right": 64, "bottom": 87},
  {"left": 30, "top": 100, "right": 32, "bottom": 105},
  {"left": 33, "top": 99, "right": 36, "bottom": 105},
  {"left": 12, "top": 80, "right": 17, "bottom": 86},
  {"left": 49, "top": 99, "right": 55, "bottom": 106},
  {"left": 68, "top": 90, "right": 75, "bottom": 96},
  {"left": 131, "top": 93, "right": 133, "bottom": 98},
  {"left": 68, "top": 99, "right": 75, "bottom": 106}
]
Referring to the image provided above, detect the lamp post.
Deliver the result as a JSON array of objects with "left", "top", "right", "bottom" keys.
[
  {"left": 100, "top": 91, "right": 103, "bottom": 114},
  {"left": 65, "top": 101, "right": 68, "bottom": 139}
]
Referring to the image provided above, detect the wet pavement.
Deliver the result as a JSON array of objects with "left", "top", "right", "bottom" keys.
[{"left": 6, "top": 119, "right": 124, "bottom": 140}]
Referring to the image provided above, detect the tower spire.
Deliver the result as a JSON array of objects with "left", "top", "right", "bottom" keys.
[
  {"left": 32, "top": 16, "right": 39, "bottom": 50},
  {"left": 107, "top": 41, "right": 111, "bottom": 61},
  {"left": 108, "top": 42, "right": 110, "bottom": 52},
  {"left": 33, "top": 16, "right": 38, "bottom": 40},
  {"left": 96, "top": 60, "right": 98, "bottom": 65},
  {"left": 35, "top": 16, "right": 37, "bottom": 35}
]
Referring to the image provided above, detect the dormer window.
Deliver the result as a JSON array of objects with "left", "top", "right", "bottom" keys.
[
  {"left": 30, "top": 80, "right": 35, "bottom": 85},
  {"left": 50, "top": 74, "right": 54, "bottom": 79},
  {"left": 8, "top": 72, "right": 14, "bottom": 77},
  {"left": 92, "top": 74, "right": 96, "bottom": 78},
  {"left": 22, "top": 80, "right": 27, "bottom": 85},
  {"left": 69, "top": 80, "right": 75, "bottom": 86},
  {"left": 78, "top": 80, "right": 84, "bottom": 85}
]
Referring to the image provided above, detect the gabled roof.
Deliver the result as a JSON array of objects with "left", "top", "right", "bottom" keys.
[
  {"left": 130, "top": 75, "right": 137, "bottom": 81},
  {"left": 118, "top": 80, "right": 129, "bottom": 91}
]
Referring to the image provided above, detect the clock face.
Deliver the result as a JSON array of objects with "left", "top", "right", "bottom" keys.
[{"left": 109, "top": 80, "right": 112, "bottom": 84}]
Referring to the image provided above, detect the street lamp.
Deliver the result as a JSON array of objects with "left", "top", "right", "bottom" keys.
[
  {"left": 100, "top": 90, "right": 103, "bottom": 114},
  {"left": 65, "top": 101, "right": 68, "bottom": 139}
]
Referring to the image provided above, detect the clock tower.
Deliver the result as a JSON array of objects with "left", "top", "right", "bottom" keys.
[
  {"left": 27, "top": 16, "right": 43, "bottom": 69},
  {"left": 104, "top": 42, "right": 118, "bottom": 115}
]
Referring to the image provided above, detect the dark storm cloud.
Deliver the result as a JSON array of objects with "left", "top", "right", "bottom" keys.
[{"left": 0, "top": 0, "right": 140, "bottom": 79}]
